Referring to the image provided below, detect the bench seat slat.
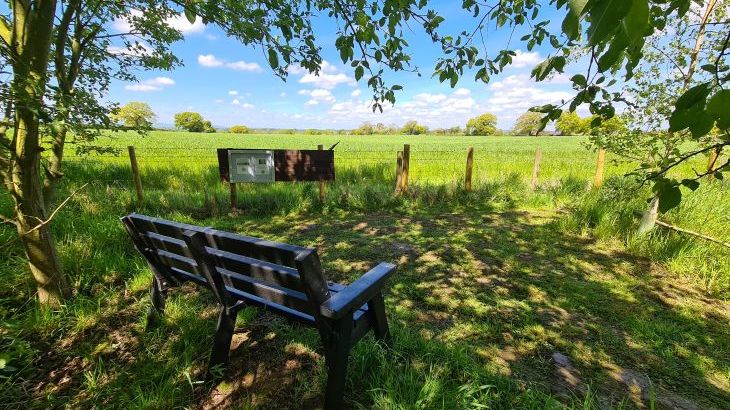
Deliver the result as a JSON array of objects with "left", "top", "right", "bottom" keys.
[
  {"left": 210, "top": 249, "right": 304, "bottom": 292},
  {"left": 228, "top": 290, "right": 316, "bottom": 325},
  {"left": 208, "top": 230, "right": 307, "bottom": 268},
  {"left": 129, "top": 213, "right": 204, "bottom": 241},
  {"left": 219, "top": 268, "right": 313, "bottom": 315},
  {"left": 156, "top": 249, "right": 202, "bottom": 276},
  {"left": 170, "top": 267, "right": 208, "bottom": 285},
  {"left": 144, "top": 232, "right": 189, "bottom": 256}
]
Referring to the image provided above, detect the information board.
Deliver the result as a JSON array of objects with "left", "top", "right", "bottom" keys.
[
  {"left": 226, "top": 150, "right": 275, "bottom": 183},
  {"left": 217, "top": 148, "right": 335, "bottom": 183}
]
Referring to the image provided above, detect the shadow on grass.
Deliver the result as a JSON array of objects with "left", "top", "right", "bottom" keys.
[{"left": 1, "top": 165, "right": 728, "bottom": 409}]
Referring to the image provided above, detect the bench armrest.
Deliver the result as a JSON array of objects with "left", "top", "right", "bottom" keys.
[{"left": 319, "top": 262, "right": 396, "bottom": 319}]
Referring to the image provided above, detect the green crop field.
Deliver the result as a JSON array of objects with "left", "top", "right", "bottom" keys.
[
  {"left": 2, "top": 131, "right": 728, "bottom": 409},
  {"left": 72, "top": 131, "right": 701, "bottom": 185}
]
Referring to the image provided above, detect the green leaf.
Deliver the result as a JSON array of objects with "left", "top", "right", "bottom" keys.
[
  {"left": 267, "top": 48, "right": 279, "bottom": 69},
  {"left": 355, "top": 65, "right": 364, "bottom": 81},
  {"left": 657, "top": 184, "right": 681, "bottom": 213},
  {"left": 675, "top": 83, "right": 710, "bottom": 110},
  {"left": 562, "top": 11, "right": 580, "bottom": 40},
  {"left": 623, "top": 0, "right": 649, "bottom": 42},
  {"left": 184, "top": 4, "right": 197, "bottom": 24},
  {"left": 680, "top": 179, "right": 700, "bottom": 191},
  {"left": 587, "top": 0, "right": 632, "bottom": 45},
  {"left": 668, "top": 106, "right": 698, "bottom": 131},
  {"left": 571, "top": 74, "right": 587, "bottom": 87},
  {"left": 689, "top": 111, "right": 715, "bottom": 138},
  {"left": 569, "top": 0, "right": 589, "bottom": 16},
  {"left": 707, "top": 89, "right": 730, "bottom": 129}
]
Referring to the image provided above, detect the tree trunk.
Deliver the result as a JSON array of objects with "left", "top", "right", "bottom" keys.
[
  {"left": 8, "top": 0, "right": 70, "bottom": 306},
  {"left": 12, "top": 108, "right": 71, "bottom": 306}
]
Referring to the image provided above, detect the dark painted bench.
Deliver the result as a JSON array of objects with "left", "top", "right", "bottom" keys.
[{"left": 122, "top": 213, "right": 395, "bottom": 409}]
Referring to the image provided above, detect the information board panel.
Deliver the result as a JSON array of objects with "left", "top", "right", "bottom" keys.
[
  {"left": 217, "top": 148, "right": 335, "bottom": 183},
  {"left": 226, "top": 150, "right": 275, "bottom": 183}
]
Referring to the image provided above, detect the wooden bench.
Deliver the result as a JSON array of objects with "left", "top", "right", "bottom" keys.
[{"left": 122, "top": 213, "right": 395, "bottom": 409}]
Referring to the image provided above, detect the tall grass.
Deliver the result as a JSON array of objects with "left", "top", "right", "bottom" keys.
[{"left": 561, "top": 177, "right": 730, "bottom": 296}]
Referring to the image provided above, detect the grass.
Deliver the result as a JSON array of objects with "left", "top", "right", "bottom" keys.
[{"left": 1, "top": 131, "right": 728, "bottom": 409}]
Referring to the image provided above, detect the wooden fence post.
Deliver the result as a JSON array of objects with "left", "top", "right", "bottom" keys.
[
  {"left": 707, "top": 146, "right": 720, "bottom": 177},
  {"left": 318, "top": 144, "right": 326, "bottom": 202},
  {"left": 230, "top": 182, "right": 238, "bottom": 213},
  {"left": 402, "top": 144, "right": 410, "bottom": 192},
  {"left": 465, "top": 147, "right": 474, "bottom": 191},
  {"left": 530, "top": 148, "right": 542, "bottom": 190},
  {"left": 593, "top": 148, "right": 606, "bottom": 188},
  {"left": 127, "top": 146, "right": 144, "bottom": 205},
  {"left": 395, "top": 151, "right": 404, "bottom": 193}
]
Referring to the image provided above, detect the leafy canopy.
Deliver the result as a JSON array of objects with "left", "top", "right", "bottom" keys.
[
  {"left": 174, "top": 112, "right": 206, "bottom": 132},
  {"left": 401, "top": 120, "right": 428, "bottom": 135},
  {"left": 512, "top": 112, "right": 544, "bottom": 136},
  {"left": 111, "top": 102, "right": 156, "bottom": 130},
  {"left": 466, "top": 113, "right": 498, "bottom": 136}
]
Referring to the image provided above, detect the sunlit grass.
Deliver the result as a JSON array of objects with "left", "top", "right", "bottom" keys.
[{"left": 0, "top": 131, "right": 727, "bottom": 408}]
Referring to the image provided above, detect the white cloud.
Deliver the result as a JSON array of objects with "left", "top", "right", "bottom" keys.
[
  {"left": 280, "top": 92, "right": 287, "bottom": 97},
  {"left": 351, "top": 89, "right": 362, "bottom": 97},
  {"left": 300, "top": 72, "right": 354, "bottom": 89},
  {"left": 452, "top": 88, "right": 472, "bottom": 97},
  {"left": 198, "top": 54, "right": 262, "bottom": 72},
  {"left": 226, "top": 60, "right": 263, "bottom": 72},
  {"left": 228, "top": 90, "right": 238, "bottom": 96},
  {"left": 241, "top": 103, "right": 255, "bottom": 109},
  {"left": 166, "top": 14, "right": 206, "bottom": 34},
  {"left": 301, "top": 88, "right": 336, "bottom": 104},
  {"left": 232, "top": 99, "right": 240, "bottom": 105},
  {"left": 112, "top": 11, "right": 204, "bottom": 36},
  {"left": 511, "top": 50, "right": 541, "bottom": 68},
  {"left": 125, "top": 76, "right": 175, "bottom": 92},
  {"left": 198, "top": 54, "right": 224, "bottom": 67}
]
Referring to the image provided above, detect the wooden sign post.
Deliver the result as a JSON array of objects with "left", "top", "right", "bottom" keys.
[{"left": 318, "top": 144, "right": 326, "bottom": 202}]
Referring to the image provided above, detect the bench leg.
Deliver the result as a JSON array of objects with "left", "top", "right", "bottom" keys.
[
  {"left": 323, "top": 318, "right": 352, "bottom": 410},
  {"left": 146, "top": 275, "right": 167, "bottom": 328},
  {"left": 207, "top": 307, "right": 237, "bottom": 380},
  {"left": 368, "top": 292, "right": 392, "bottom": 348}
]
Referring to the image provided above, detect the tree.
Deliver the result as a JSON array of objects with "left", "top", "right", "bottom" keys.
[
  {"left": 590, "top": 1, "right": 728, "bottom": 230},
  {"left": 555, "top": 112, "right": 590, "bottom": 135},
  {"left": 512, "top": 112, "right": 544, "bottom": 136},
  {"left": 228, "top": 125, "right": 250, "bottom": 134},
  {"left": 401, "top": 120, "right": 427, "bottom": 135},
  {"left": 590, "top": 116, "right": 627, "bottom": 137},
  {"left": 353, "top": 122, "right": 374, "bottom": 135},
  {"left": 2, "top": 0, "right": 729, "bottom": 307},
  {"left": 202, "top": 120, "right": 216, "bottom": 133},
  {"left": 466, "top": 113, "right": 498, "bottom": 136},
  {"left": 112, "top": 102, "right": 156, "bottom": 130},
  {"left": 174, "top": 112, "right": 206, "bottom": 132}
]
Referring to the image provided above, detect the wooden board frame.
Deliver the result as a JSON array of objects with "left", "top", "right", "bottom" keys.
[{"left": 218, "top": 148, "right": 335, "bottom": 183}]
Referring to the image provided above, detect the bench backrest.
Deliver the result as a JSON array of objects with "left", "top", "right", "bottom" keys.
[{"left": 122, "top": 213, "right": 332, "bottom": 321}]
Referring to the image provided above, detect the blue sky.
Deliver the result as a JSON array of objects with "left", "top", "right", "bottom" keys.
[{"left": 107, "top": 3, "right": 591, "bottom": 130}]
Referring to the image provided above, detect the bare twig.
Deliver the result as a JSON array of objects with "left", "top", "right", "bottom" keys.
[{"left": 1, "top": 183, "right": 88, "bottom": 248}]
